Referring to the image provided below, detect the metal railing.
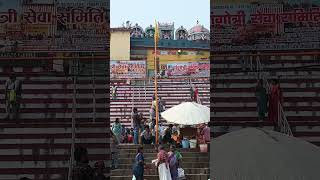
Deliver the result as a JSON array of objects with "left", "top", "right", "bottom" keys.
[
  {"left": 144, "top": 80, "right": 147, "bottom": 101},
  {"left": 138, "top": 86, "right": 141, "bottom": 99},
  {"left": 92, "top": 55, "right": 96, "bottom": 123},
  {"left": 256, "top": 54, "right": 293, "bottom": 136},
  {"left": 197, "top": 96, "right": 202, "bottom": 104},
  {"left": 131, "top": 86, "right": 135, "bottom": 128},
  {"left": 278, "top": 102, "right": 293, "bottom": 136}
]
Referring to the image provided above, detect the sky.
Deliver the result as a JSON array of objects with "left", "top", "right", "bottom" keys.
[{"left": 110, "top": 0, "right": 210, "bottom": 30}]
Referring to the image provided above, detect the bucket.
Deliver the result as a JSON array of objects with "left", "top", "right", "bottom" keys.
[
  {"left": 189, "top": 139, "right": 197, "bottom": 148},
  {"left": 199, "top": 144, "right": 208, "bottom": 152},
  {"left": 181, "top": 139, "right": 189, "bottom": 148}
]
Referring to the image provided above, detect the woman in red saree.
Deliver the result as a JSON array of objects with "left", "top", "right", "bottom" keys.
[
  {"left": 268, "top": 79, "right": 283, "bottom": 124},
  {"left": 194, "top": 86, "right": 199, "bottom": 102}
]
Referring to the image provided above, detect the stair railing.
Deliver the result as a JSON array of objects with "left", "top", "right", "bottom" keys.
[
  {"left": 197, "top": 95, "right": 202, "bottom": 104},
  {"left": 256, "top": 56, "right": 262, "bottom": 79},
  {"left": 131, "top": 86, "right": 135, "bottom": 128},
  {"left": 256, "top": 53, "right": 293, "bottom": 136},
  {"left": 92, "top": 53, "right": 96, "bottom": 123},
  {"left": 278, "top": 102, "right": 293, "bottom": 136},
  {"left": 144, "top": 80, "right": 147, "bottom": 101},
  {"left": 68, "top": 58, "right": 78, "bottom": 180}
]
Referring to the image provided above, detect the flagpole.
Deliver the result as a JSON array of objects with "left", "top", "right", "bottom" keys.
[{"left": 154, "top": 21, "right": 159, "bottom": 144}]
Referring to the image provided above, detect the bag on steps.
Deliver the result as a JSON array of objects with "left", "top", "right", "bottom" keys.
[{"left": 178, "top": 168, "right": 186, "bottom": 179}]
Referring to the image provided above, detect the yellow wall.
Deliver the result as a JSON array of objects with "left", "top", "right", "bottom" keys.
[
  {"left": 146, "top": 49, "right": 209, "bottom": 69},
  {"left": 110, "top": 30, "right": 130, "bottom": 60}
]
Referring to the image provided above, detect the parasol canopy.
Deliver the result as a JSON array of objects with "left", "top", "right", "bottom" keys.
[{"left": 161, "top": 102, "right": 209, "bottom": 125}]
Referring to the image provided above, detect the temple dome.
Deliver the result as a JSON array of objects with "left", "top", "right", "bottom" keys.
[
  {"left": 189, "top": 24, "right": 209, "bottom": 34},
  {"left": 188, "top": 21, "right": 209, "bottom": 41},
  {"left": 130, "top": 23, "right": 144, "bottom": 38}
]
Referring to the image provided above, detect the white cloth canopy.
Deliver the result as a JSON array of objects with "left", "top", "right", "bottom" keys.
[
  {"left": 160, "top": 102, "right": 209, "bottom": 125},
  {"left": 211, "top": 128, "right": 320, "bottom": 180}
]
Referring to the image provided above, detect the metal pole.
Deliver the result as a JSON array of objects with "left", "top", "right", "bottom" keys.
[
  {"left": 154, "top": 35, "right": 159, "bottom": 145},
  {"left": 68, "top": 58, "right": 77, "bottom": 180},
  {"left": 92, "top": 53, "right": 96, "bottom": 123}
]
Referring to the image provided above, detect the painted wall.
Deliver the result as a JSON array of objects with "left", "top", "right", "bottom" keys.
[{"left": 111, "top": 30, "right": 131, "bottom": 60}]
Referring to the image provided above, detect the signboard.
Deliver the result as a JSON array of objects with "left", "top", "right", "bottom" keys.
[
  {"left": 0, "top": 0, "right": 109, "bottom": 52},
  {"left": 164, "top": 62, "right": 210, "bottom": 77},
  {"left": 110, "top": 60, "right": 146, "bottom": 79},
  {"left": 211, "top": 0, "right": 320, "bottom": 52},
  {"left": 146, "top": 49, "right": 209, "bottom": 69}
]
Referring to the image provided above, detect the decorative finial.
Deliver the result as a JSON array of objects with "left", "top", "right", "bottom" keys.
[
  {"left": 125, "top": 21, "right": 131, "bottom": 29},
  {"left": 197, "top": 20, "right": 199, "bottom": 25}
]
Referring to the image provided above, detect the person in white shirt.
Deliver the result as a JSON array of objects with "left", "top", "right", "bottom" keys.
[{"left": 159, "top": 122, "right": 165, "bottom": 143}]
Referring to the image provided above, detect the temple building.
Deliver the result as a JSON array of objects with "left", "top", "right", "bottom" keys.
[{"left": 110, "top": 21, "right": 210, "bottom": 77}]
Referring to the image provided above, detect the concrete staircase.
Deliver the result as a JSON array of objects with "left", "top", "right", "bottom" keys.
[
  {"left": 111, "top": 144, "right": 210, "bottom": 180},
  {"left": 211, "top": 53, "right": 320, "bottom": 146},
  {"left": 110, "top": 78, "right": 210, "bottom": 128},
  {"left": 0, "top": 63, "right": 109, "bottom": 180}
]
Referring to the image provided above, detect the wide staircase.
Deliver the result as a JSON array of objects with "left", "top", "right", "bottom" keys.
[
  {"left": 110, "top": 78, "right": 210, "bottom": 128},
  {"left": 211, "top": 53, "right": 320, "bottom": 146},
  {"left": 0, "top": 62, "right": 109, "bottom": 180},
  {"left": 111, "top": 144, "right": 209, "bottom": 180}
]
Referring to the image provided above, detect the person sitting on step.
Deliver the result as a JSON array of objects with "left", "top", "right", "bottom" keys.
[
  {"left": 94, "top": 161, "right": 107, "bottom": 180},
  {"left": 162, "top": 124, "right": 174, "bottom": 145},
  {"left": 172, "top": 130, "right": 181, "bottom": 148},
  {"left": 128, "top": 128, "right": 134, "bottom": 143},
  {"left": 72, "top": 147, "right": 95, "bottom": 180},
  {"left": 141, "top": 125, "right": 154, "bottom": 144}
]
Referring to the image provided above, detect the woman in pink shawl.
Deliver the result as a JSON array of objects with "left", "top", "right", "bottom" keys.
[
  {"left": 156, "top": 145, "right": 172, "bottom": 180},
  {"left": 268, "top": 79, "right": 283, "bottom": 124},
  {"left": 201, "top": 124, "right": 210, "bottom": 143}
]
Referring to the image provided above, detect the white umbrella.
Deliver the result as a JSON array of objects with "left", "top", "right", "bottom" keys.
[
  {"left": 160, "top": 102, "right": 209, "bottom": 125},
  {"left": 211, "top": 128, "right": 320, "bottom": 180}
]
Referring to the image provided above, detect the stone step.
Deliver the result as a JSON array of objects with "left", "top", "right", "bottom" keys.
[
  {"left": 117, "top": 162, "right": 209, "bottom": 169},
  {"left": 118, "top": 152, "right": 209, "bottom": 159},
  {"left": 118, "top": 144, "right": 154, "bottom": 148},
  {"left": 118, "top": 148, "right": 202, "bottom": 153},
  {"left": 117, "top": 144, "right": 204, "bottom": 152},
  {"left": 110, "top": 174, "right": 209, "bottom": 180},
  {"left": 118, "top": 156, "right": 209, "bottom": 164},
  {"left": 111, "top": 168, "right": 209, "bottom": 176}
]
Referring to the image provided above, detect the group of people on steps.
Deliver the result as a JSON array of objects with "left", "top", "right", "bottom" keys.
[
  {"left": 133, "top": 145, "right": 183, "bottom": 180},
  {"left": 255, "top": 79, "right": 284, "bottom": 125}
]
